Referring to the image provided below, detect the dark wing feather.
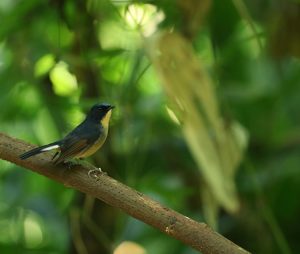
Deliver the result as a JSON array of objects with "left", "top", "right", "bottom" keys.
[
  {"left": 20, "top": 141, "right": 61, "bottom": 160},
  {"left": 54, "top": 139, "right": 89, "bottom": 165},
  {"left": 53, "top": 119, "right": 101, "bottom": 164}
]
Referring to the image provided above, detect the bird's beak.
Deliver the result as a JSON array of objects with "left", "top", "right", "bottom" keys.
[{"left": 109, "top": 105, "right": 115, "bottom": 110}]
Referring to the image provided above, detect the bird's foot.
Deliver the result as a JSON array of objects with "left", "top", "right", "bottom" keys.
[
  {"left": 63, "top": 159, "right": 81, "bottom": 169},
  {"left": 88, "top": 167, "right": 107, "bottom": 180}
]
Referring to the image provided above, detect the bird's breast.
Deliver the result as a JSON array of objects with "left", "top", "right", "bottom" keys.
[{"left": 76, "top": 127, "right": 108, "bottom": 158}]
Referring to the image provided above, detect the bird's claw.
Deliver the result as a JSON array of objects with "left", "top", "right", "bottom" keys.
[
  {"left": 88, "top": 167, "right": 106, "bottom": 180},
  {"left": 64, "top": 160, "right": 79, "bottom": 169}
]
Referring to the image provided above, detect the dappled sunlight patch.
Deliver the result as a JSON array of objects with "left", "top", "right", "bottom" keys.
[
  {"left": 0, "top": 207, "right": 45, "bottom": 249},
  {"left": 166, "top": 106, "right": 180, "bottom": 125},
  {"left": 49, "top": 61, "right": 78, "bottom": 96},
  {"left": 23, "top": 212, "right": 44, "bottom": 249},
  {"left": 114, "top": 241, "right": 146, "bottom": 254},
  {"left": 34, "top": 54, "right": 55, "bottom": 77},
  {"left": 99, "top": 3, "right": 164, "bottom": 50},
  {"left": 99, "top": 21, "right": 141, "bottom": 50},
  {"left": 121, "top": 4, "right": 164, "bottom": 37}
]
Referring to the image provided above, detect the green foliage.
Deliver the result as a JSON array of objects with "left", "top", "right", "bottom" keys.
[{"left": 1, "top": 0, "right": 300, "bottom": 254}]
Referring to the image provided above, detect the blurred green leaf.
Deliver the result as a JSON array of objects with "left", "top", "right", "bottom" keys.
[
  {"left": 49, "top": 61, "right": 78, "bottom": 97},
  {"left": 34, "top": 54, "right": 55, "bottom": 77}
]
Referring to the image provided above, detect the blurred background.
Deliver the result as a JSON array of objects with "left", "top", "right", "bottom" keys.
[{"left": 0, "top": 0, "right": 300, "bottom": 253}]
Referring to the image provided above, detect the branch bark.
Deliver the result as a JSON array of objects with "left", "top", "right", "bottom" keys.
[{"left": 0, "top": 132, "right": 250, "bottom": 254}]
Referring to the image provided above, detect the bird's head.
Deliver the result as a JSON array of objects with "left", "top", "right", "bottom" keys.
[{"left": 87, "top": 103, "right": 115, "bottom": 126}]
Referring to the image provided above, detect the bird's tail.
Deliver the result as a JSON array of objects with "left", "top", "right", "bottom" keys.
[{"left": 20, "top": 141, "right": 61, "bottom": 160}]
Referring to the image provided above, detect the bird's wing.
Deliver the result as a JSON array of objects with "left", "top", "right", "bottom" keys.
[
  {"left": 55, "top": 121, "right": 101, "bottom": 164},
  {"left": 54, "top": 120, "right": 101, "bottom": 164},
  {"left": 54, "top": 138, "right": 90, "bottom": 164}
]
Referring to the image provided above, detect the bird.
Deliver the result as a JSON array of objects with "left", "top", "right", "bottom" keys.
[{"left": 20, "top": 103, "right": 114, "bottom": 165}]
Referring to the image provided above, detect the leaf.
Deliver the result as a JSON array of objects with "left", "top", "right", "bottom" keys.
[{"left": 146, "top": 31, "right": 248, "bottom": 217}]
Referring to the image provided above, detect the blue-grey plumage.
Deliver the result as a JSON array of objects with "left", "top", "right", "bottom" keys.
[{"left": 20, "top": 103, "right": 114, "bottom": 164}]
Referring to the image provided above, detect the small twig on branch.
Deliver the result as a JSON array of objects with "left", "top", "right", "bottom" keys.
[{"left": 0, "top": 132, "right": 250, "bottom": 254}]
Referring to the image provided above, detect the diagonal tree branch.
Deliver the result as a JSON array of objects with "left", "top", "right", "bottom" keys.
[{"left": 0, "top": 132, "right": 250, "bottom": 254}]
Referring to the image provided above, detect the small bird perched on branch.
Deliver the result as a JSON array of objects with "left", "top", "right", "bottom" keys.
[{"left": 20, "top": 103, "right": 114, "bottom": 164}]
